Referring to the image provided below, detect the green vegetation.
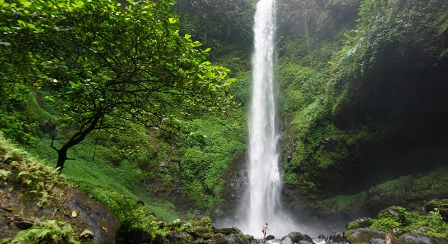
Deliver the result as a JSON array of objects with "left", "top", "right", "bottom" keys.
[
  {"left": 1, "top": 0, "right": 248, "bottom": 241},
  {"left": 0, "top": 134, "right": 84, "bottom": 243},
  {"left": 1, "top": 0, "right": 448, "bottom": 241},
  {"left": 1, "top": 0, "right": 247, "bottom": 218},
  {"left": 279, "top": 0, "right": 448, "bottom": 204},
  {"left": 365, "top": 206, "right": 448, "bottom": 239},
  {"left": 1, "top": 0, "right": 235, "bottom": 171},
  {"left": 0, "top": 133, "right": 66, "bottom": 208},
  {"left": 2, "top": 220, "right": 81, "bottom": 244},
  {"left": 0, "top": 133, "right": 238, "bottom": 243},
  {"left": 177, "top": 117, "right": 246, "bottom": 210},
  {"left": 301, "top": 166, "right": 448, "bottom": 219}
]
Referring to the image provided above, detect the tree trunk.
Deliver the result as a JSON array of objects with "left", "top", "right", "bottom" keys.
[
  {"left": 56, "top": 147, "right": 68, "bottom": 171},
  {"left": 52, "top": 113, "right": 103, "bottom": 172}
]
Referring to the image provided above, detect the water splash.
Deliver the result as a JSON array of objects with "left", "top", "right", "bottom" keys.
[{"left": 236, "top": 0, "right": 302, "bottom": 238}]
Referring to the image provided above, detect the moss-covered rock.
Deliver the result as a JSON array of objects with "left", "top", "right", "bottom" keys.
[
  {"left": 0, "top": 135, "right": 120, "bottom": 243},
  {"left": 347, "top": 217, "right": 373, "bottom": 230},
  {"left": 344, "top": 228, "right": 387, "bottom": 243}
]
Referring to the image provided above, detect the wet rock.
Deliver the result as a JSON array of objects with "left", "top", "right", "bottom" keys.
[
  {"left": 63, "top": 188, "right": 120, "bottom": 244},
  {"left": 281, "top": 236, "right": 294, "bottom": 244},
  {"left": 187, "top": 225, "right": 212, "bottom": 239},
  {"left": 266, "top": 235, "right": 275, "bottom": 240},
  {"left": 0, "top": 179, "right": 120, "bottom": 244},
  {"left": 314, "top": 234, "right": 326, "bottom": 243},
  {"left": 370, "top": 237, "right": 386, "bottom": 244},
  {"left": 347, "top": 217, "right": 373, "bottom": 229},
  {"left": 327, "top": 231, "right": 348, "bottom": 243},
  {"left": 285, "top": 231, "right": 303, "bottom": 243},
  {"left": 344, "top": 228, "right": 387, "bottom": 243},
  {"left": 166, "top": 231, "right": 192, "bottom": 243},
  {"left": 283, "top": 231, "right": 313, "bottom": 243},
  {"left": 394, "top": 233, "right": 448, "bottom": 244},
  {"left": 212, "top": 227, "right": 252, "bottom": 244},
  {"left": 298, "top": 240, "right": 314, "bottom": 244},
  {"left": 213, "top": 226, "right": 244, "bottom": 235}
]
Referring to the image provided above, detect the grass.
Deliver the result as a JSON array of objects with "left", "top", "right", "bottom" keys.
[{"left": 29, "top": 137, "right": 182, "bottom": 222}]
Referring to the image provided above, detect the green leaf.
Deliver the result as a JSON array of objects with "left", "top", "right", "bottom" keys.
[
  {"left": 19, "top": 0, "right": 31, "bottom": 7},
  {"left": 344, "top": 33, "right": 354, "bottom": 41},
  {"left": 73, "top": 0, "right": 84, "bottom": 8},
  {"left": 169, "top": 18, "right": 177, "bottom": 24}
]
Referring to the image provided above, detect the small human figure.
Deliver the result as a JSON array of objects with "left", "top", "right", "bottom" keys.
[
  {"left": 386, "top": 233, "right": 393, "bottom": 244},
  {"left": 261, "top": 223, "right": 268, "bottom": 239}
]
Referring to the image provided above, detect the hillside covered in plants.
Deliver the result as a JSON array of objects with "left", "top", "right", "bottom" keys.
[{"left": 1, "top": 0, "right": 448, "bottom": 243}]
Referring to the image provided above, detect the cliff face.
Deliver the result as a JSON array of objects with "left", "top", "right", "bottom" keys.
[{"left": 279, "top": 0, "right": 448, "bottom": 217}]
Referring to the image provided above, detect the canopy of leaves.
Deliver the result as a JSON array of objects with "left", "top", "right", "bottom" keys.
[{"left": 0, "top": 0, "right": 234, "bottom": 135}]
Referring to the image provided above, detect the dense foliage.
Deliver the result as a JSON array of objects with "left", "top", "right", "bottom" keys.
[
  {"left": 347, "top": 205, "right": 448, "bottom": 239},
  {"left": 0, "top": 0, "right": 235, "bottom": 170},
  {"left": 2, "top": 0, "right": 448, "bottom": 241},
  {"left": 280, "top": 0, "right": 448, "bottom": 203},
  {"left": 1, "top": 0, "right": 248, "bottom": 222}
]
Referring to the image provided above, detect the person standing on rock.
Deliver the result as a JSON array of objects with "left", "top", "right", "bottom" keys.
[
  {"left": 262, "top": 223, "right": 269, "bottom": 239},
  {"left": 386, "top": 233, "right": 393, "bottom": 244}
]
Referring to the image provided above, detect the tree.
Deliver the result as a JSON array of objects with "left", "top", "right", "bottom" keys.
[{"left": 0, "top": 0, "right": 235, "bottom": 171}]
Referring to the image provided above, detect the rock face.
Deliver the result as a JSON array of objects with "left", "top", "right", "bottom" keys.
[
  {"left": 211, "top": 150, "right": 248, "bottom": 227},
  {"left": 0, "top": 183, "right": 120, "bottom": 243},
  {"left": 0, "top": 144, "right": 120, "bottom": 243}
]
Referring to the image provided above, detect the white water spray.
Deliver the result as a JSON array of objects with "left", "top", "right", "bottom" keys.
[{"left": 236, "top": 0, "right": 302, "bottom": 238}]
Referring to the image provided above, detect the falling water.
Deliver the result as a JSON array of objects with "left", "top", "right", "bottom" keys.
[{"left": 237, "top": 0, "right": 301, "bottom": 238}]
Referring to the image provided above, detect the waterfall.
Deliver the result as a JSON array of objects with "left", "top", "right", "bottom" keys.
[{"left": 236, "top": 0, "right": 301, "bottom": 238}]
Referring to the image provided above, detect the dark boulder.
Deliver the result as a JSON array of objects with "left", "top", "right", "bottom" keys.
[
  {"left": 315, "top": 234, "right": 327, "bottom": 243},
  {"left": 266, "top": 235, "right": 275, "bottom": 240}
]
